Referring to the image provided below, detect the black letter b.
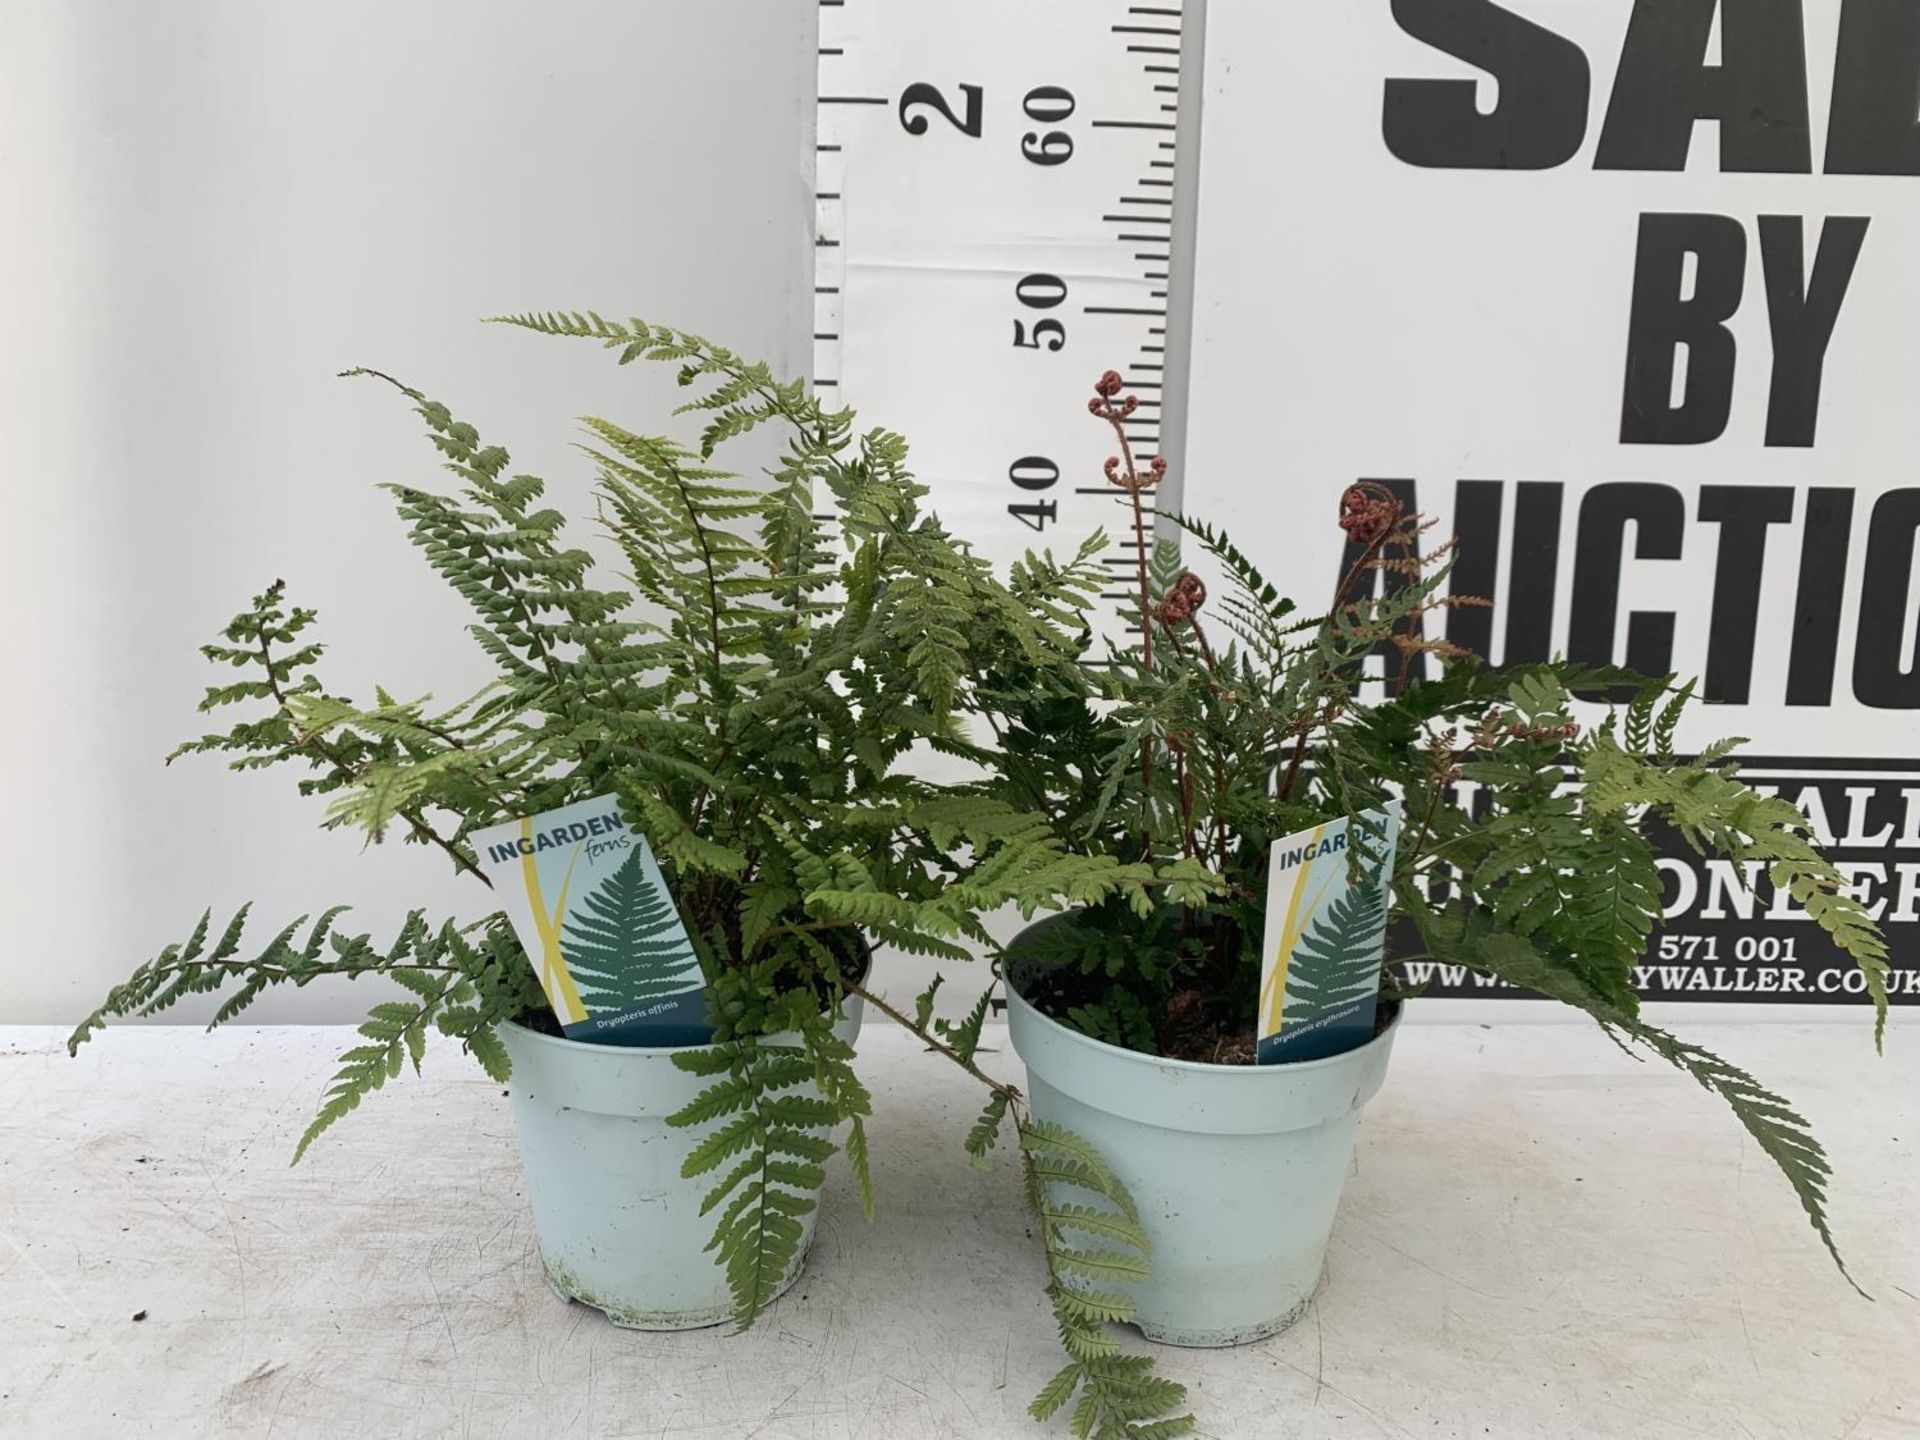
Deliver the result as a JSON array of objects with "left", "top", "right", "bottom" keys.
[{"left": 1621, "top": 214, "right": 1747, "bottom": 446}]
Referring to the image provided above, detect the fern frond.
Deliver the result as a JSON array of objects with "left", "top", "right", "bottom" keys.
[
  {"left": 1625, "top": 1022, "right": 1863, "bottom": 1297},
  {"left": 1653, "top": 678, "right": 1697, "bottom": 759},
  {"left": 966, "top": 1091, "right": 1011, "bottom": 1169},
  {"left": 1405, "top": 895, "right": 1863, "bottom": 1287},
  {"left": 668, "top": 1033, "right": 859, "bottom": 1329},
  {"left": 1583, "top": 739, "right": 1891, "bottom": 1046},
  {"left": 803, "top": 1018, "right": 876, "bottom": 1221},
  {"left": 1017, "top": 1117, "right": 1193, "bottom": 1438},
  {"left": 936, "top": 990, "right": 996, "bottom": 1067}
]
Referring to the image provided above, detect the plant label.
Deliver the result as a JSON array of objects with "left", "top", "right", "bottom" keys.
[
  {"left": 1257, "top": 802, "right": 1402, "bottom": 1065},
  {"left": 471, "top": 795, "right": 708, "bottom": 1047}
]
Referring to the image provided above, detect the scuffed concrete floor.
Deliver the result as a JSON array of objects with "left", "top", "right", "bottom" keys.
[{"left": 3, "top": 1019, "right": 1916, "bottom": 1439}]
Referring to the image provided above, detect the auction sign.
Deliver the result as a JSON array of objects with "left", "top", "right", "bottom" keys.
[{"left": 1182, "top": 1, "right": 1920, "bottom": 1007}]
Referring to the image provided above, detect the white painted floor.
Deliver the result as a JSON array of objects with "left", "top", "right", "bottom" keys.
[{"left": 4, "top": 1019, "right": 1916, "bottom": 1439}]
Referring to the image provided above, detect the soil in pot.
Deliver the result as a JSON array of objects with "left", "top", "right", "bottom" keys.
[{"left": 1010, "top": 910, "right": 1394, "bottom": 1065}]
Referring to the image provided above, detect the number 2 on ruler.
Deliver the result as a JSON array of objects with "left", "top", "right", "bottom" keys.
[{"left": 898, "top": 84, "right": 1080, "bottom": 532}]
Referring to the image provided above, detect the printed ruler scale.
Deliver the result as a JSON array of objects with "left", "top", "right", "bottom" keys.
[{"left": 815, "top": 0, "right": 1189, "bottom": 635}]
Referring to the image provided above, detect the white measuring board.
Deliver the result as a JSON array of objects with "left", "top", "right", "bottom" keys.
[{"left": 816, "top": 0, "right": 1188, "bottom": 631}]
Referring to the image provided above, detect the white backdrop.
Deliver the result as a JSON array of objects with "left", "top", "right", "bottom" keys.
[
  {"left": 16, "top": 3, "right": 1888, "bottom": 1031},
  {"left": 0, "top": 1, "right": 818, "bottom": 1023}
]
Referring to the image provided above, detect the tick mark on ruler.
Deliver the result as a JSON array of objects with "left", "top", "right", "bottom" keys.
[
  {"left": 1094, "top": 120, "right": 1178, "bottom": 130},
  {"left": 1127, "top": 46, "right": 1181, "bottom": 56},
  {"left": 820, "top": 96, "right": 888, "bottom": 106},
  {"left": 1118, "top": 196, "right": 1174, "bottom": 205},
  {"left": 1114, "top": 26, "right": 1181, "bottom": 36},
  {"left": 1085, "top": 307, "right": 1167, "bottom": 317}
]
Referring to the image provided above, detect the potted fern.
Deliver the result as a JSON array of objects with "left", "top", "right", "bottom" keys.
[
  {"left": 67, "top": 317, "right": 1119, "bottom": 1334},
  {"left": 978, "top": 370, "right": 1892, "bottom": 1350}
]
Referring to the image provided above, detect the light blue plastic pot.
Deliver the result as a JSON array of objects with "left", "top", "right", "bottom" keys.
[
  {"left": 499, "top": 998, "right": 864, "bottom": 1331},
  {"left": 1007, "top": 940, "right": 1399, "bottom": 1347}
]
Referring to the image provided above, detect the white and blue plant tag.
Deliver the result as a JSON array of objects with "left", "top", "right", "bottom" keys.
[
  {"left": 471, "top": 795, "right": 709, "bottom": 1047},
  {"left": 1256, "top": 801, "right": 1402, "bottom": 1065}
]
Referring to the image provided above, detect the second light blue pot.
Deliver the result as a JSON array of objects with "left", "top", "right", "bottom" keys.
[
  {"left": 499, "top": 999, "right": 864, "bottom": 1331},
  {"left": 1007, "top": 940, "right": 1399, "bottom": 1347}
]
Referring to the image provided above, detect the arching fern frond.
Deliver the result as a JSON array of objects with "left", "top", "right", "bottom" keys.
[
  {"left": 668, "top": 1034, "right": 847, "bottom": 1330},
  {"left": 1019, "top": 1118, "right": 1194, "bottom": 1439},
  {"left": 69, "top": 905, "right": 540, "bottom": 1161},
  {"left": 1622, "top": 1022, "right": 1863, "bottom": 1298}
]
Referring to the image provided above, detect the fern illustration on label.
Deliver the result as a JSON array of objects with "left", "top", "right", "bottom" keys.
[
  {"left": 1257, "top": 802, "right": 1402, "bottom": 1064},
  {"left": 472, "top": 795, "right": 708, "bottom": 1046}
]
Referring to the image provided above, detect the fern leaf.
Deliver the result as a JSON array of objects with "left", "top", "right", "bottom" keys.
[
  {"left": 679, "top": 1112, "right": 763, "bottom": 1177},
  {"left": 937, "top": 989, "right": 996, "bottom": 1066},
  {"left": 666, "top": 1038, "right": 850, "bottom": 1330},
  {"left": 1042, "top": 1202, "right": 1151, "bottom": 1251},
  {"left": 1053, "top": 1246, "right": 1154, "bottom": 1286},
  {"left": 966, "top": 1091, "right": 1011, "bottom": 1169},
  {"left": 466, "top": 1024, "right": 511, "bottom": 1083},
  {"left": 1021, "top": 1120, "right": 1141, "bottom": 1222},
  {"left": 1031, "top": 1364, "right": 1083, "bottom": 1423},
  {"left": 1626, "top": 1023, "right": 1862, "bottom": 1297},
  {"left": 1017, "top": 1118, "right": 1191, "bottom": 1438}
]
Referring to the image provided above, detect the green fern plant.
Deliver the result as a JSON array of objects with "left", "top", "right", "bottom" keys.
[
  {"left": 976, "top": 368, "right": 1892, "bottom": 1316},
  {"left": 68, "top": 318, "right": 1207, "bottom": 1433},
  {"left": 67, "top": 317, "right": 1149, "bottom": 1309}
]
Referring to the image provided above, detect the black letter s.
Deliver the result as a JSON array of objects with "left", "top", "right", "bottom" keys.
[{"left": 1384, "top": 0, "right": 1591, "bottom": 169}]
